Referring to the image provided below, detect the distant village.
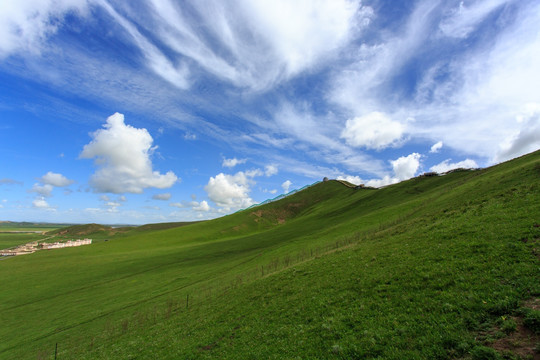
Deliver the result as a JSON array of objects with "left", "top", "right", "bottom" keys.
[{"left": 0, "top": 238, "right": 92, "bottom": 257}]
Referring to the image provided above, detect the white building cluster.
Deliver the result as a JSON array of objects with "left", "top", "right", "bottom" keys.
[{"left": 0, "top": 239, "right": 92, "bottom": 256}]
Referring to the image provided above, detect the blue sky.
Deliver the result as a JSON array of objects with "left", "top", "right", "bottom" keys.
[{"left": 1, "top": 0, "right": 539, "bottom": 224}]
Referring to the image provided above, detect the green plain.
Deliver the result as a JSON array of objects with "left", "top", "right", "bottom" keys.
[{"left": 1, "top": 150, "right": 539, "bottom": 359}]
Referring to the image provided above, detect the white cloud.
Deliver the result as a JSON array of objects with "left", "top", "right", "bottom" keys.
[
  {"left": 193, "top": 200, "right": 210, "bottom": 212},
  {"left": 430, "top": 141, "right": 443, "bottom": 153},
  {"left": 30, "top": 183, "right": 53, "bottom": 197},
  {"left": 29, "top": 171, "right": 74, "bottom": 201},
  {"left": 341, "top": 112, "right": 404, "bottom": 150},
  {"left": 97, "top": 0, "right": 190, "bottom": 89},
  {"left": 410, "top": 1, "right": 540, "bottom": 160},
  {"left": 365, "top": 175, "right": 397, "bottom": 188},
  {"left": 430, "top": 158, "right": 478, "bottom": 173},
  {"left": 392, "top": 153, "right": 421, "bottom": 181},
  {"left": 140, "top": 0, "right": 370, "bottom": 90},
  {"left": 337, "top": 175, "right": 363, "bottom": 185},
  {"left": 152, "top": 193, "right": 172, "bottom": 201},
  {"left": 222, "top": 157, "right": 247, "bottom": 168},
  {"left": 40, "top": 171, "right": 74, "bottom": 187},
  {"left": 330, "top": 1, "right": 440, "bottom": 115},
  {"left": 32, "top": 197, "right": 51, "bottom": 209},
  {"left": 495, "top": 103, "right": 540, "bottom": 162},
  {"left": 204, "top": 171, "right": 257, "bottom": 211},
  {"left": 80, "top": 112, "right": 178, "bottom": 194},
  {"left": 264, "top": 165, "right": 278, "bottom": 177},
  {"left": 339, "top": 153, "right": 422, "bottom": 188},
  {"left": 281, "top": 180, "right": 292, "bottom": 193},
  {"left": 439, "top": 0, "right": 510, "bottom": 39},
  {"left": 0, "top": 0, "right": 89, "bottom": 57},
  {"left": 169, "top": 200, "right": 211, "bottom": 212},
  {"left": 328, "top": 0, "right": 540, "bottom": 164},
  {"left": 236, "top": 0, "right": 369, "bottom": 80}
]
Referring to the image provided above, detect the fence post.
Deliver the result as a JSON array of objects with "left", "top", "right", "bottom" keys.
[{"left": 186, "top": 294, "right": 189, "bottom": 309}]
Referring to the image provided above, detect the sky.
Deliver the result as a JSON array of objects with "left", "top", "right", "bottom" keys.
[{"left": 0, "top": 0, "right": 539, "bottom": 225}]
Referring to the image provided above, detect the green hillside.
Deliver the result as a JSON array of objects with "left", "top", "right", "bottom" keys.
[{"left": 1, "top": 151, "right": 539, "bottom": 359}]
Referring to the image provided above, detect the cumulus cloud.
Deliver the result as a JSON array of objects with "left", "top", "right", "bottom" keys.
[
  {"left": 29, "top": 171, "right": 73, "bottom": 199},
  {"left": 193, "top": 200, "right": 210, "bottom": 212},
  {"left": 430, "top": 159, "right": 479, "bottom": 173},
  {"left": 152, "top": 193, "right": 172, "bottom": 201},
  {"left": 430, "top": 141, "right": 443, "bottom": 153},
  {"left": 339, "top": 153, "right": 422, "bottom": 188},
  {"left": 222, "top": 157, "right": 247, "bottom": 168},
  {"left": 392, "top": 153, "right": 421, "bottom": 181},
  {"left": 281, "top": 180, "right": 292, "bottom": 193},
  {"left": 32, "top": 197, "right": 52, "bottom": 209},
  {"left": 97, "top": 194, "right": 124, "bottom": 213},
  {"left": 341, "top": 112, "right": 404, "bottom": 150},
  {"left": 40, "top": 171, "right": 74, "bottom": 187},
  {"left": 204, "top": 172, "right": 256, "bottom": 211},
  {"left": 169, "top": 200, "right": 211, "bottom": 212},
  {"left": 30, "top": 183, "right": 54, "bottom": 197},
  {"left": 337, "top": 175, "right": 363, "bottom": 185},
  {"left": 80, "top": 112, "right": 178, "bottom": 194}
]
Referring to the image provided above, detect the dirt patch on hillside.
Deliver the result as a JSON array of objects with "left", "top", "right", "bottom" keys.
[
  {"left": 491, "top": 319, "right": 539, "bottom": 359},
  {"left": 489, "top": 298, "right": 540, "bottom": 359},
  {"left": 250, "top": 202, "right": 306, "bottom": 225}
]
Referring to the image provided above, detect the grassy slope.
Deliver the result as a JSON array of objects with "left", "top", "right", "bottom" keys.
[
  {"left": 0, "top": 224, "right": 66, "bottom": 249},
  {"left": 0, "top": 233, "right": 48, "bottom": 250},
  {"left": 1, "top": 151, "right": 539, "bottom": 359}
]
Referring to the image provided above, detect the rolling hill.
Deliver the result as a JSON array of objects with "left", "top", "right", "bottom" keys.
[{"left": 0, "top": 150, "right": 539, "bottom": 359}]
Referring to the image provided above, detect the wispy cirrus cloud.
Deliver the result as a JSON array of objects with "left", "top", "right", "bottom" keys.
[
  {"left": 0, "top": 178, "right": 23, "bottom": 185},
  {"left": 0, "top": 0, "right": 90, "bottom": 57}
]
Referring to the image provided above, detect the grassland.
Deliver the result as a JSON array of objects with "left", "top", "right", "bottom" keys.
[
  {"left": 0, "top": 151, "right": 539, "bottom": 359},
  {"left": 0, "top": 222, "right": 69, "bottom": 249}
]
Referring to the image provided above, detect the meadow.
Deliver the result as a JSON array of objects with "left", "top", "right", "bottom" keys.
[
  {"left": 0, "top": 151, "right": 538, "bottom": 359},
  {"left": 0, "top": 222, "right": 67, "bottom": 249}
]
